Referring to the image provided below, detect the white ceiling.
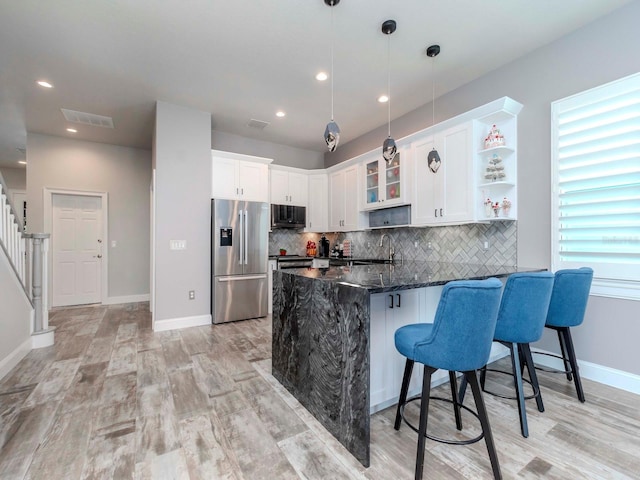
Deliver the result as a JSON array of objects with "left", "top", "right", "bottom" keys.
[{"left": 0, "top": 0, "right": 633, "bottom": 169}]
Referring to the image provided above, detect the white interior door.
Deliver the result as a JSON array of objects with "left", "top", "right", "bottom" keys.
[{"left": 52, "top": 193, "right": 103, "bottom": 307}]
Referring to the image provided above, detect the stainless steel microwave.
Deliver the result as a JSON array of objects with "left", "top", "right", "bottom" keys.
[{"left": 271, "top": 204, "right": 306, "bottom": 229}]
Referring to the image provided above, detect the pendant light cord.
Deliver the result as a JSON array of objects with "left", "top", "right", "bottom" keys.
[
  {"left": 431, "top": 55, "right": 435, "bottom": 126},
  {"left": 330, "top": 6, "right": 335, "bottom": 121},
  {"left": 387, "top": 34, "right": 391, "bottom": 137}
]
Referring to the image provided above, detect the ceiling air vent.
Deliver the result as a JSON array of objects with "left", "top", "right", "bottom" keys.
[
  {"left": 61, "top": 108, "right": 114, "bottom": 128},
  {"left": 247, "top": 118, "right": 270, "bottom": 130}
]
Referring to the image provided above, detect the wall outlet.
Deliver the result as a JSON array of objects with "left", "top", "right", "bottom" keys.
[
  {"left": 414, "top": 241, "right": 418, "bottom": 248},
  {"left": 427, "top": 241, "right": 432, "bottom": 250},
  {"left": 189, "top": 290, "right": 195, "bottom": 300},
  {"left": 367, "top": 241, "right": 371, "bottom": 248},
  {"left": 111, "top": 240, "right": 117, "bottom": 248},
  {"left": 483, "top": 240, "right": 490, "bottom": 250}
]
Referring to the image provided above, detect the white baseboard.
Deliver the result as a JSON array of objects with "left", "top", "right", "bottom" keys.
[
  {"left": 153, "top": 314, "right": 211, "bottom": 332},
  {"left": 104, "top": 294, "right": 150, "bottom": 305},
  {"left": 0, "top": 338, "right": 32, "bottom": 381},
  {"left": 533, "top": 348, "right": 640, "bottom": 395}
]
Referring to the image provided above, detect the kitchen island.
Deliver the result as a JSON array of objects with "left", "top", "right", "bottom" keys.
[{"left": 271, "top": 261, "right": 543, "bottom": 467}]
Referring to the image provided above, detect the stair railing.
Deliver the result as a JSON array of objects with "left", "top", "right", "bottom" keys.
[{"left": 0, "top": 173, "right": 52, "bottom": 341}]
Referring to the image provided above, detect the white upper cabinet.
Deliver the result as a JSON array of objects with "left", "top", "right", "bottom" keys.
[
  {"left": 306, "top": 173, "right": 328, "bottom": 232},
  {"left": 412, "top": 122, "right": 474, "bottom": 226},
  {"left": 211, "top": 150, "right": 271, "bottom": 202},
  {"left": 269, "top": 168, "right": 308, "bottom": 207},
  {"left": 328, "top": 164, "right": 365, "bottom": 232},
  {"left": 362, "top": 147, "right": 410, "bottom": 210}
]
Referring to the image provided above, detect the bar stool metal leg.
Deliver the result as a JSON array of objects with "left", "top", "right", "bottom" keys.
[
  {"left": 561, "top": 327, "right": 585, "bottom": 402},
  {"left": 509, "top": 343, "right": 529, "bottom": 437},
  {"left": 395, "top": 359, "right": 415, "bottom": 430},
  {"left": 466, "top": 370, "right": 502, "bottom": 480},
  {"left": 520, "top": 343, "right": 544, "bottom": 412},
  {"left": 415, "top": 367, "right": 435, "bottom": 480},
  {"left": 448, "top": 371, "right": 463, "bottom": 430},
  {"left": 557, "top": 329, "right": 573, "bottom": 381}
]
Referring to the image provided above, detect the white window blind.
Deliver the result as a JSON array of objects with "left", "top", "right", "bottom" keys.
[{"left": 551, "top": 72, "right": 640, "bottom": 299}]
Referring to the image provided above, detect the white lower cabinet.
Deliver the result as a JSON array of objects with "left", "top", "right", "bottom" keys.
[
  {"left": 370, "top": 289, "right": 423, "bottom": 411},
  {"left": 370, "top": 287, "right": 441, "bottom": 412}
]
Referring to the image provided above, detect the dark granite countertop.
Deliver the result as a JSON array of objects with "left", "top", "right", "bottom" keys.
[{"left": 276, "top": 261, "right": 545, "bottom": 293}]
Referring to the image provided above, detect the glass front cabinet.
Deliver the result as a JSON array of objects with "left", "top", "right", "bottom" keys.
[{"left": 363, "top": 147, "right": 408, "bottom": 210}]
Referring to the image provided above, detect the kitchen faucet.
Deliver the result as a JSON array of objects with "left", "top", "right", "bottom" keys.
[{"left": 379, "top": 233, "right": 395, "bottom": 263}]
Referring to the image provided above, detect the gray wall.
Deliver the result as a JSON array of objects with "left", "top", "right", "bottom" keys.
[
  {"left": 212, "top": 130, "right": 324, "bottom": 169},
  {"left": 325, "top": 2, "right": 640, "bottom": 376},
  {"left": 0, "top": 167, "right": 26, "bottom": 191},
  {"left": 154, "top": 102, "right": 211, "bottom": 323},
  {"left": 26, "top": 133, "right": 151, "bottom": 299},
  {"left": 0, "top": 245, "right": 32, "bottom": 379}
]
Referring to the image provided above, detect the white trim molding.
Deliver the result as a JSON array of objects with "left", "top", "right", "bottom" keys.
[
  {"left": 590, "top": 278, "right": 640, "bottom": 302},
  {"left": 0, "top": 338, "right": 31, "bottom": 381},
  {"left": 534, "top": 348, "right": 640, "bottom": 395},
  {"left": 153, "top": 314, "right": 211, "bottom": 332},
  {"left": 104, "top": 294, "right": 150, "bottom": 306}
]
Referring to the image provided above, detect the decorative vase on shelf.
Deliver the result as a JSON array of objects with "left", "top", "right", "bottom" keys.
[
  {"left": 501, "top": 197, "right": 512, "bottom": 218},
  {"left": 492, "top": 203, "right": 501, "bottom": 218},
  {"left": 484, "top": 199, "right": 493, "bottom": 218}
]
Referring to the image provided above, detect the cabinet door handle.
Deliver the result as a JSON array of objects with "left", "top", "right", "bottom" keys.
[
  {"left": 241, "top": 188, "right": 244, "bottom": 195},
  {"left": 396, "top": 294, "right": 401, "bottom": 308},
  {"left": 440, "top": 208, "right": 443, "bottom": 217},
  {"left": 388, "top": 295, "right": 394, "bottom": 309},
  {"left": 434, "top": 208, "right": 437, "bottom": 217},
  {"left": 236, "top": 188, "right": 239, "bottom": 195}
]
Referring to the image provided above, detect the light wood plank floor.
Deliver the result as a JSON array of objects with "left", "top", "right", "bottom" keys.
[{"left": 1, "top": 303, "right": 639, "bottom": 479}]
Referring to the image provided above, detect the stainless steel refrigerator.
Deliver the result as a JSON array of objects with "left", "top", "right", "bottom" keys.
[{"left": 211, "top": 199, "right": 269, "bottom": 323}]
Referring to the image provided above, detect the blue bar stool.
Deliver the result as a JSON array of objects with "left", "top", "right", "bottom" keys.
[
  {"left": 394, "top": 278, "right": 503, "bottom": 480},
  {"left": 540, "top": 267, "right": 593, "bottom": 402},
  {"left": 459, "top": 272, "right": 554, "bottom": 438}
]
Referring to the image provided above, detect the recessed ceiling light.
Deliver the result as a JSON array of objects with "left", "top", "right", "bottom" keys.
[
  {"left": 276, "top": 111, "right": 286, "bottom": 118},
  {"left": 18, "top": 161, "right": 27, "bottom": 165},
  {"left": 316, "top": 72, "right": 328, "bottom": 81},
  {"left": 378, "top": 95, "right": 389, "bottom": 103},
  {"left": 37, "top": 80, "right": 53, "bottom": 88},
  {"left": 66, "top": 128, "right": 78, "bottom": 133}
]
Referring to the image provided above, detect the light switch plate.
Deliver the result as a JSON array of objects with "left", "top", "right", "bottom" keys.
[{"left": 170, "top": 240, "right": 187, "bottom": 250}]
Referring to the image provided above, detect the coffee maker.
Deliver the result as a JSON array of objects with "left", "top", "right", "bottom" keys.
[{"left": 319, "top": 234, "right": 330, "bottom": 258}]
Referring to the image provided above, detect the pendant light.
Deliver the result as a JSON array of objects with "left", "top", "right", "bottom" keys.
[
  {"left": 426, "top": 44, "right": 441, "bottom": 173},
  {"left": 381, "top": 19, "right": 397, "bottom": 164},
  {"left": 323, "top": 0, "right": 341, "bottom": 152}
]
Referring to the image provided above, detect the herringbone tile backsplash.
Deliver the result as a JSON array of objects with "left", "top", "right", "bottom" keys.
[{"left": 269, "top": 221, "right": 517, "bottom": 266}]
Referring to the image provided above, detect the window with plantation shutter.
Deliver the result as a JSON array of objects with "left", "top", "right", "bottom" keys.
[{"left": 551, "top": 72, "right": 640, "bottom": 300}]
